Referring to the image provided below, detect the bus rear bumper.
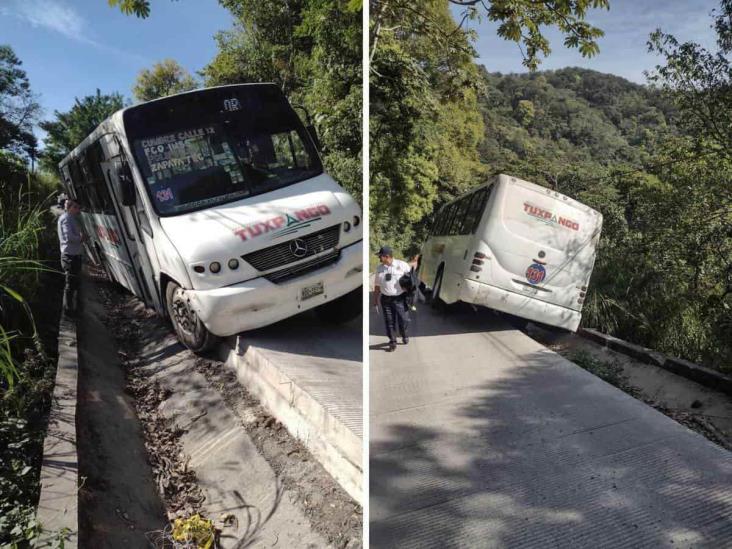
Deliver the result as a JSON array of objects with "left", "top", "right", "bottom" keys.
[
  {"left": 460, "top": 278, "right": 581, "bottom": 331},
  {"left": 188, "top": 241, "right": 363, "bottom": 337}
]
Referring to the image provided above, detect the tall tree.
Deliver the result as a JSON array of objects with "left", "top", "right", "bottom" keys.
[
  {"left": 371, "top": 0, "right": 609, "bottom": 70},
  {"left": 133, "top": 59, "right": 198, "bottom": 102},
  {"left": 202, "top": 0, "right": 363, "bottom": 199},
  {"left": 0, "top": 45, "right": 39, "bottom": 158},
  {"left": 646, "top": 0, "right": 732, "bottom": 368},
  {"left": 370, "top": 1, "right": 487, "bottom": 253},
  {"left": 39, "top": 90, "right": 124, "bottom": 172}
]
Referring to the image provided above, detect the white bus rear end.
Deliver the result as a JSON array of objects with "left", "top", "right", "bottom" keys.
[{"left": 420, "top": 174, "right": 602, "bottom": 331}]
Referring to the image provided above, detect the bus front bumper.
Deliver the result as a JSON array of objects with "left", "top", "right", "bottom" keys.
[
  {"left": 188, "top": 241, "right": 363, "bottom": 337},
  {"left": 459, "top": 278, "right": 581, "bottom": 331}
]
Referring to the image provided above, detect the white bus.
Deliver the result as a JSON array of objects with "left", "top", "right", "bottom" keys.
[
  {"left": 418, "top": 174, "right": 602, "bottom": 331},
  {"left": 59, "top": 84, "right": 363, "bottom": 352}
]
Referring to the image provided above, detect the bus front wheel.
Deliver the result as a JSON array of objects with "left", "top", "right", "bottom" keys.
[
  {"left": 166, "top": 282, "right": 218, "bottom": 353},
  {"left": 315, "top": 287, "right": 362, "bottom": 324}
]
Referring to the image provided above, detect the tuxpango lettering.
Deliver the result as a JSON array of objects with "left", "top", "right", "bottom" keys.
[
  {"left": 523, "top": 202, "right": 580, "bottom": 231},
  {"left": 234, "top": 204, "right": 331, "bottom": 241},
  {"left": 96, "top": 224, "right": 121, "bottom": 246}
]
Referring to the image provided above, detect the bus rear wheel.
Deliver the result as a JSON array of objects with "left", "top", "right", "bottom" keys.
[
  {"left": 315, "top": 287, "right": 362, "bottom": 324},
  {"left": 166, "top": 282, "right": 217, "bottom": 353}
]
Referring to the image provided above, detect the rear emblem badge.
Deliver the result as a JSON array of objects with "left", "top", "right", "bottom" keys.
[
  {"left": 290, "top": 238, "right": 308, "bottom": 258},
  {"left": 526, "top": 263, "right": 546, "bottom": 285}
]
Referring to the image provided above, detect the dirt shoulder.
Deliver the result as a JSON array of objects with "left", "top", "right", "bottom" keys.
[
  {"left": 528, "top": 324, "right": 732, "bottom": 451},
  {"left": 93, "top": 271, "right": 362, "bottom": 548}
]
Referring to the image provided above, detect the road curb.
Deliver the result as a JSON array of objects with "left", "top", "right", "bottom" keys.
[
  {"left": 579, "top": 328, "right": 732, "bottom": 395},
  {"left": 36, "top": 313, "right": 79, "bottom": 548},
  {"left": 227, "top": 338, "right": 363, "bottom": 505}
]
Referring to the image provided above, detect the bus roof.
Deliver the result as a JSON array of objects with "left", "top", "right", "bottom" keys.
[
  {"left": 58, "top": 83, "right": 279, "bottom": 169},
  {"left": 437, "top": 173, "right": 601, "bottom": 218}
]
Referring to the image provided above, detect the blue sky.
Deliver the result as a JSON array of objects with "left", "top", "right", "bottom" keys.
[
  {"left": 1, "top": 0, "right": 233, "bottom": 143},
  {"left": 455, "top": 0, "right": 720, "bottom": 83}
]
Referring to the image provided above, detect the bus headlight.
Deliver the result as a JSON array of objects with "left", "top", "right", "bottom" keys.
[
  {"left": 343, "top": 221, "right": 351, "bottom": 232},
  {"left": 228, "top": 258, "right": 239, "bottom": 270},
  {"left": 209, "top": 261, "right": 221, "bottom": 273}
]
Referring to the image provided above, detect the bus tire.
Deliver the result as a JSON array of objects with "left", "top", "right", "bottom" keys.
[
  {"left": 315, "top": 287, "right": 362, "bottom": 324},
  {"left": 165, "top": 282, "right": 218, "bottom": 353}
]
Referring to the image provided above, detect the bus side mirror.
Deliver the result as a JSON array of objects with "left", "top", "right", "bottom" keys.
[
  {"left": 306, "top": 124, "right": 321, "bottom": 151},
  {"left": 117, "top": 166, "right": 136, "bottom": 206}
]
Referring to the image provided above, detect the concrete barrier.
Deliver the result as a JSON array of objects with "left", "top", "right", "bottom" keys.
[
  {"left": 579, "top": 327, "right": 732, "bottom": 395},
  {"left": 35, "top": 315, "right": 79, "bottom": 547},
  {"left": 227, "top": 337, "right": 363, "bottom": 504}
]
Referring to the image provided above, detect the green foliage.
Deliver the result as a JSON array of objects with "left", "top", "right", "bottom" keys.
[
  {"left": 202, "top": 0, "right": 362, "bottom": 199},
  {"left": 0, "top": 45, "right": 40, "bottom": 159},
  {"left": 132, "top": 59, "right": 198, "bottom": 103},
  {"left": 477, "top": 67, "right": 731, "bottom": 371},
  {"left": 370, "top": 1, "right": 486, "bottom": 254},
  {"left": 0, "top": 47, "right": 60, "bottom": 548},
  {"left": 372, "top": 1, "right": 609, "bottom": 71},
  {"left": 39, "top": 90, "right": 125, "bottom": 173},
  {"left": 371, "top": 0, "right": 730, "bottom": 370},
  {"left": 648, "top": 1, "right": 732, "bottom": 160}
]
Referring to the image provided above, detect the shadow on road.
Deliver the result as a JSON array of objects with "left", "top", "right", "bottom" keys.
[
  {"left": 370, "top": 300, "right": 516, "bottom": 343},
  {"left": 241, "top": 308, "right": 362, "bottom": 363},
  {"left": 370, "top": 305, "right": 732, "bottom": 547}
]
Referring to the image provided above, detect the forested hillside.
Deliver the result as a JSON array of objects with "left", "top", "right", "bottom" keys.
[
  {"left": 479, "top": 68, "right": 677, "bottom": 181},
  {"left": 472, "top": 68, "right": 732, "bottom": 372},
  {"left": 371, "top": 3, "right": 732, "bottom": 372}
]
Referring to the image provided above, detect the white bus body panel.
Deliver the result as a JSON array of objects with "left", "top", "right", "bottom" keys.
[
  {"left": 159, "top": 173, "right": 363, "bottom": 336},
  {"left": 60, "top": 96, "right": 363, "bottom": 338},
  {"left": 422, "top": 174, "right": 602, "bottom": 331}
]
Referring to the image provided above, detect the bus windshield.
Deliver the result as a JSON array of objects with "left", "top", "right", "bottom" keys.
[{"left": 124, "top": 85, "right": 322, "bottom": 216}]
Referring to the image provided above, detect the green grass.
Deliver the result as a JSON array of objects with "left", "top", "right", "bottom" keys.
[{"left": 0, "top": 169, "right": 62, "bottom": 546}]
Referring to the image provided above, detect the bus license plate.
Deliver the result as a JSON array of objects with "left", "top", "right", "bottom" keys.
[{"left": 301, "top": 281, "right": 324, "bottom": 301}]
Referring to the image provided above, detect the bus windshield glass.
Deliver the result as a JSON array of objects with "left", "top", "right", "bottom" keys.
[{"left": 124, "top": 85, "right": 322, "bottom": 216}]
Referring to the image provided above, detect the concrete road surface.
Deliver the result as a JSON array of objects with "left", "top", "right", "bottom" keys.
[{"left": 369, "top": 303, "right": 732, "bottom": 548}]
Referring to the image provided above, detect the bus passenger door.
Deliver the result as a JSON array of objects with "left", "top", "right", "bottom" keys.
[{"left": 101, "top": 136, "right": 161, "bottom": 311}]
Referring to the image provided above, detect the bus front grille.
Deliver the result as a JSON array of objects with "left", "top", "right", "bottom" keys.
[
  {"left": 264, "top": 250, "right": 341, "bottom": 283},
  {"left": 242, "top": 225, "right": 341, "bottom": 272}
]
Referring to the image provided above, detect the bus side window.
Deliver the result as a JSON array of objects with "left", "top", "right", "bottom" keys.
[
  {"left": 69, "top": 160, "right": 91, "bottom": 209},
  {"left": 464, "top": 188, "right": 487, "bottom": 234},
  {"left": 86, "top": 141, "right": 115, "bottom": 214},
  {"left": 449, "top": 196, "right": 470, "bottom": 235},
  {"left": 78, "top": 156, "right": 103, "bottom": 213},
  {"left": 431, "top": 209, "right": 442, "bottom": 236},
  {"left": 435, "top": 209, "right": 446, "bottom": 236},
  {"left": 443, "top": 203, "right": 456, "bottom": 236}
]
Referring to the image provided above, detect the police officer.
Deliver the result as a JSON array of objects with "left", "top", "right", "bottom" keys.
[
  {"left": 57, "top": 198, "right": 85, "bottom": 317},
  {"left": 373, "top": 246, "right": 412, "bottom": 352}
]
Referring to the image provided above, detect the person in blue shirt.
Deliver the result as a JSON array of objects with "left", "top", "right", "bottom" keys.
[{"left": 57, "top": 198, "right": 85, "bottom": 316}]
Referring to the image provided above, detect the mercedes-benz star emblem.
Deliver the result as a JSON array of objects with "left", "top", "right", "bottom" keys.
[{"left": 289, "top": 238, "right": 308, "bottom": 258}]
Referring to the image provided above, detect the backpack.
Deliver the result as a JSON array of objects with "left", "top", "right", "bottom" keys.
[{"left": 399, "top": 269, "right": 419, "bottom": 307}]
